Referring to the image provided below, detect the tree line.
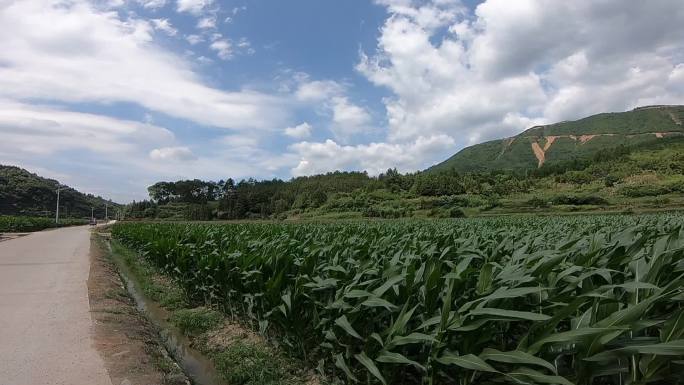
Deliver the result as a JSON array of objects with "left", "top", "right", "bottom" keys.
[{"left": 125, "top": 169, "right": 533, "bottom": 220}]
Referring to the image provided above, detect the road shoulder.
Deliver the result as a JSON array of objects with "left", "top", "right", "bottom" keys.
[{"left": 88, "top": 234, "right": 188, "bottom": 385}]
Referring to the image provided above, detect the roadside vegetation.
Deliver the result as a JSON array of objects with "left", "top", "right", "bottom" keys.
[
  {"left": 112, "top": 214, "right": 684, "bottom": 385},
  {"left": 0, "top": 215, "right": 87, "bottom": 232},
  {"left": 109, "top": 239, "right": 311, "bottom": 385}
]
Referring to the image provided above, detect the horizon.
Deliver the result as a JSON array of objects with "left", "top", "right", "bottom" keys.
[
  {"left": 7, "top": 103, "right": 684, "bottom": 205},
  {"left": 1, "top": 0, "right": 684, "bottom": 202}
]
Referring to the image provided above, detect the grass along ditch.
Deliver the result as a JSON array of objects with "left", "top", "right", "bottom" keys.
[
  {"left": 101, "top": 234, "right": 314, "bottom": 385},
  {"left": 89, "top": 234, "right": 189, "bottom": 385}
]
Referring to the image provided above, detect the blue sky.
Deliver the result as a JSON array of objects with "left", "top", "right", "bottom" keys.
[{"left": 0, "top": 0, "right": 683, "bottom": 202}]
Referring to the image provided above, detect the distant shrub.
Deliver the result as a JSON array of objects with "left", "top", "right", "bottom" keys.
[
  {"left": 551, "top": 195, "right": 608, "bottom": 206},
  {"left": 526, "top": 197, "right": 550, "bottom": 208},
  {"left": 449, "top": 208, "right": 466, "bottom": 218},
  {"left": 649, "top": 197, "right": 671, "bottom": 205},
  {"left": 556, "top": 171, "right": 593, "bottom": 185},
  {"left": 363, "top": 206, "right": 411, "bottom": 219},
  {"left": 604, "top": 174, "right": 621, "bottom": 187},
  {"left": 618, "top": 185, "right": 669, "bottom": 198},
  {"left": 666, "top": 179, "right": 684, "bottom": 193}
]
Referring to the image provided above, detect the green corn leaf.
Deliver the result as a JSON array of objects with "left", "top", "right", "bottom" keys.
[
  {"left": 506, "top": 367, "right": 574, "bottom": 385},
  {"left": 585, "top": 339, "right": 684, "bottom": 361},
  {"left": 389, "top": 332, "right": 436, "bottom": 346},
  {"left": 528, "top": 328, "right": 620, "bottom": 354},
  {"left": 334, "top": 354, "right": 358, "bottom": 382},
  {"left": 376, "top": 350, "right": 426, "bottom": 371},
  {"left": 469, "top": 308, "right": 551, "bottom": 321},
  {"left": 436, "top": 352, "right": 499, "bottom": 373},
  {"left": 361, "top": 297, "right": 398, "bottom": 311},
  {"left": 480, "top": 348, "right": 557, "bottom": 374},
  {"left": 372, "top": 274, "right": 405, "bottom": 297},
  {"left": 335, "top": 315, "right": 363, "bottom": 340},
  {"left": 355, "top": 352, "right": 387, "bottom": 385}
]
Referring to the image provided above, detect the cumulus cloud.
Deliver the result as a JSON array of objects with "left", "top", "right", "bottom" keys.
[
  {"left": 330, "top": 97, "right": 372, "bottom": 137},
  {"left": 295, "top": 80, "right": 346, "bottom": 102},
  {"left": 292, "top": 78, "right": 371, "bottom": 140},
  {"left": 151, "top": 18, "right": 177, "bottom": 36},
  {"left": 176, "top": 0, "right": 213, "bottom": 15},
  {"left": 359, "top": 0, "right": 684, "bottom": 145},
  {"left": 196, "top": 16, "right": 216, "bottom": 29},
  {"left": 0, "top": 0, "right": 286, "bottom": 130},
  {"left": 0, "top": 100, "right": 174, "bottom": 156},
  {"left": 149, "top": 146, "right": 196, "bottom": 161},
  {"left": 284, "top": 122, "right": 312, "bottom": 139},
  {"left": 0, "top": 100, "right": 281, "bottom": 201},
  {"left": 136, "top": 0, "right": 167, "bottom": 9},
  {"left": 290, "top": 135, "right": 455, "bottom": 176},
  {"left": 185, "top": 34, "right": 204, "bottom": 45},
  {"left": 210, "top": 39, "right": 232, "bottom": 60}
]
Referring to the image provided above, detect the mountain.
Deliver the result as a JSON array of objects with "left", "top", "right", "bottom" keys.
[
  {"left": 429, "top": 105, "right": 684, "bottom": 173},
  {"left": 0, "top": 165, "right": 119, "bottom": 218}
]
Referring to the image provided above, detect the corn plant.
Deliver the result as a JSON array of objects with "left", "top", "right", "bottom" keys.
[{"left": 112, "top": 214, "right": 684, "bottom": 385}]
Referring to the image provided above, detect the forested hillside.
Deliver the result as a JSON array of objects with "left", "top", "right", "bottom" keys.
[
  {"left": 430, "top": 105, "right": 684, "bottom": 173},
  {"left": 0, "top": 165, "right": 118, "bottom": 218},
  {"left": 127, "top": 136, "right": 684, "bottom": 220}
]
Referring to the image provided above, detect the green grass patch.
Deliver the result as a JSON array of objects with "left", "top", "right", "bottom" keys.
[
  {"left": 111, "top": 240, "right": 188, "bottom": 310},
  {"left": 213, "top": 341, "right": 301, "bottom": 385},
  {"left": 169, "top": 307, "right": 223, "bottom": 336}
]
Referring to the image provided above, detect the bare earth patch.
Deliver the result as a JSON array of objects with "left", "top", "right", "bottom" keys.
[
  {"left": 88, "top": 235, "right": 189, "bottom": 385},
  {"left": 543, "top": 136, "right": 557, "bottom": 151},
  {"left": 530, "top": 141, "right": 545, "bottom": 167}
]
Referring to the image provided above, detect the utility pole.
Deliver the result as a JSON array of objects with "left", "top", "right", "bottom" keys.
[
  {"left": 105, "top": 204, "right": 108, "bottom": 220},
  {"left": 55, "top": 186, "right": 62, "bottom": 223},
  {"left": 91, "top": 207, "right": 94, "bottom": 221}
]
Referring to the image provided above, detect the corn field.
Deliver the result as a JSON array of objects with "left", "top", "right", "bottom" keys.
[
  {"left": 0, "top": 215, "right": 87, "bottom": 232},
  {"left": 112, "top": 214, "right": 684, "bottom": 385}
]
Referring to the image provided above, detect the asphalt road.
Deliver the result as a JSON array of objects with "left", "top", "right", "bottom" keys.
[{"left": 0, "top": 226, "right": 112, "bottom": 385}]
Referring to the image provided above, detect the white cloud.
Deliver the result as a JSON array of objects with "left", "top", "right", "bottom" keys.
[
  {"left": 176, "top": 0, "right": 213, "bottom": 15},
  {"left": 293, "top": 78, "right": 371, "bottom": 140},
  {"left": 210, "top": 39, "right": 232, "bottom": 60},
  {"left": 359, "top": 0, "right": 684, "bottom": 146},
  {"left": 0, "top": 0, "right": 286, "bottom": 130},
  {"left": 0, "top": 100, "right": 286, "bottom": 201},
  {"left": 237, "top": 38, "right": 255, "bottom": 55},
  {"left": 151, "top": 18, "right": 177, "bottom": 36},
  {"left": 137, "top": 0, "right": 167, "bottom": 9},
  {"left": 290, "top": 135, "right": 455, "bottom": 176},
  {"left": 284, "top": 122, "right": 312, "bottom": 139},
  {"left": 149, "top": 146, "right": 196, "bottom": 161},
  {"left": 185, "top": 34, "right": 204, "bottom": 45},
  {"left": 196, "top": 16, "right": 216, "bottom": 29},
  {"left": 330, "top": 96, "right": 371, "bottom": 137},
  {"left": 295, "top": 80, "right": 345, "bottom": 102},
  {"left": 0, "top": 100, "right": 174, "bottom": 157}
]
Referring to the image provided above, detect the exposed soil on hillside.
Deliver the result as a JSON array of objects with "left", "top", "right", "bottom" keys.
[
  {"left": 530, "top": 141, "right": 545, "bottom": 167},
  {"left": 543, "top": 136, "right": 557, "bottom": 151},
  {"left": 88, "top": 235, "right": 189, "bottom": 385},
  {"left": 529, "top": 131, "right": 683, "bottom": 167}
]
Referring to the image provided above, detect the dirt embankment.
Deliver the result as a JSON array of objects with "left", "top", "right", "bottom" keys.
[{"left": 88, "top": 235, "right": 189, "bottom": 385}]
